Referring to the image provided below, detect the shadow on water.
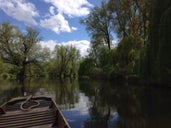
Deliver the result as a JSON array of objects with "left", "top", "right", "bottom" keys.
[{"left": 0, "top": 78, "right": 171, "bottom": 128}]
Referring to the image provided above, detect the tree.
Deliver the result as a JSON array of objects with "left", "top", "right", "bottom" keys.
[
  {"left": 158, "top": 6, "right": 171, "bottom": 82},
  {"left": 107, "top": 0, "right": 152, "bottom": 77},
  {"left": 117, "top": 35, "right": 144, "bottom": 74},
  {"left": 0, "top": 22, "right": 47, "bottom": 79},
  {"left": 81, "top": 0, "right": 113, "bottom": 50},
  {"left": 26, "top": 47, "right": 51, "bottom": 77},
  {"left": 0, "top": 56, "right": 6, "bottom": 77},
  {"left": 108, "top": 0, "right": 151, "bottom": 42},
  {"left": 140, "top": 0, "right": 171, "bottom": 83},
  {"left": 53, "top": 45, "right": 80, "bottom": 78},
  {"left": 78, "top": 57, "right": 96, "bottom": 77}
]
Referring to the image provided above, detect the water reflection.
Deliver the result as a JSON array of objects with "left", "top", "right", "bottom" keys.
[
  {"left": 79, "top": 80, "right": 171, "bottom": 128},
  {"left": 108, "top": 112, "right": 123, "bottom": 128},
  {"left": 0, "top": 78, "right": 80, "bottom": 108},
  {"left": 0, "top": 79, "right": 171, "bottom": 128}
]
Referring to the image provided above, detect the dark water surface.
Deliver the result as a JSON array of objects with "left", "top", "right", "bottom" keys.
[{"left": 0, "top": 78, "right": 171, "bottom": 128}]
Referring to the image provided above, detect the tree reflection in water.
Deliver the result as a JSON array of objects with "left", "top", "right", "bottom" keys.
[
  {"left": 0, "top": 78, "right": 79, "bottom": 109},
  {"left": 80, "top": 80, "right": 122, "bottom": 128},
  {"left": 80, "top": 80, "right": 171, "bottom": 128},
  {"left": 108, "top": 112, "right": 123, "bottom": 128}
]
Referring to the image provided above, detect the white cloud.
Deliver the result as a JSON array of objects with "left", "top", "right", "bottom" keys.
[
  {"left": 112, "top": 39, "right": 118, "bottom": 47},
  {"left": 49, "top": 6, "right": 55, "bottom": 15},
  {"left": 44, "top": 0, "right": 93, "bottom": 17},
  {"left": 40, "top": 13, "right": 72, "bottom": 34},
  {"left": 60, "top": 40, "right": 90, "bottom": 56},
  {"left": 0, "top": 0, "right": 39, "bottom": 25},
  {"left": 71, "top": 27, "right": 78, "bottom": 31},
  {"left": 39, "top": 40, "right": 90, "bottom": 56},
  {"left": 39, "top": 40, "right": 57, "bottom": 51},
  {"left": 41, "top": 0, "right": 92, "bottom": 34},
  {"left": 0, "top": 0, "right": 93, "bottom": 34}
]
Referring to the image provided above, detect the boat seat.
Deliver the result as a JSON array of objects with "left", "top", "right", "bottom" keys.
[{"left": 0, "top": 107, "right": 56, "bottom": 128}]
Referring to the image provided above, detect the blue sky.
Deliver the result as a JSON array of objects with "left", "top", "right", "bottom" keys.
[{"left": 0, "top": 0, "right": 102, "bottom": 56}]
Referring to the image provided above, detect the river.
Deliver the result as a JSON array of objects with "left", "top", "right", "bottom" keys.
[{"left": 0, "top": 78, "right": 171, "bottom": 128}]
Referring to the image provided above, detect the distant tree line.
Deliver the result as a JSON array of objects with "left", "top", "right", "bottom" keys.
[
  {"left": 79, "top": 0, "right": 171, "bottom": 85},
  {"left": 0, "top": 22, "right": 80, "bottom": 80}
]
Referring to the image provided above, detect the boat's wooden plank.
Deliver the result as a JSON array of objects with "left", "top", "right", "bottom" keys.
[
  {"left": 0, "top": 111, "right": 55, "bottom": 122},
  {"left": 0, "top": 115, "right": 56, "bottom": 128},
  {"left": 0, "top": 106, "right": 50, "bottom": 116},
  {"left": 28, "top": 124, "right": 56, "bottom": 128},
  {"left": 0, "top": 106, "right": 58, "bottom": 128},
  {"left": 0, "top": 120, "right": 54, "bottom": 128},
  {"left": 0, "top": 109, "right": 54, "bottom": 120},
  {"left": 0, "top": 115, "right": 55, "bottom": 125}
]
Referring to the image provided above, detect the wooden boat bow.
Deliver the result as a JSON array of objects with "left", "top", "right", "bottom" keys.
[{"left": 0, "top": 96, "right": 71, "bottom": 128}]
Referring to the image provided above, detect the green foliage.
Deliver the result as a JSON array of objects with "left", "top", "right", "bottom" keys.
[
  {"left": 80, "top": 0, "right": 113, "bottom": 50},
  {"left": 0, "top": 57, "right": 4, "bottom": 74},
  {"left": 116, "top": 35, "right": 144, "bottom": 74},
  {"left": 52, "top": 45, "right": 80, "bottom": 78},
  {"left": 0, "top": 0, "right": 170, "bottom": 84},
  {"left": 0, "top": 23, "right": 80, "bottom": 79},
  {"left": 157, "top": 6, "right": 171, "bottom": 82},
  {"left": 0, "top": 22, "right": 49, "bottom": 79},
  {"left": 139, "top": 0, "right": 171, "bottom": 84},
  {"left": 108, "top": 0, "right": 151, "bottom": 39},
  {"left": 79, "top": 0, "right": 152, "bottom": 80},
  {"left": 78, "top": 57, "right": 96, "bottom": 77},
  {"left": 79, "top": 0, "right": 171, "bottom": 84}
]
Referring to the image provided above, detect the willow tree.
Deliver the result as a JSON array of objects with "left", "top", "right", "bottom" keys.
[
  {"left": 154, "top": 0, "right": 171, "bottom": 83},
  {"left": 0, "top": 22, "right": 46, "bottom": 79},
  {"left": 53, "top": 45, "right": 80, "bottom": 78},
  {"left": 140, "top": 0, "right": 171, "bottom": 83},
  {"left": 158, "top": 6, "right": 171, "bottom": 82}
]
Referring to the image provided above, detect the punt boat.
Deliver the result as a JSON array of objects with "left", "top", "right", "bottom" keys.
[{"left": 0, "top": 95, "right": 71, "bottom": 128}]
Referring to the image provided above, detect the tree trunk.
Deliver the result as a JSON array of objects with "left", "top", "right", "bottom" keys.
[{"left": 17, "top": 64, "right": 26, "bottom": 81}]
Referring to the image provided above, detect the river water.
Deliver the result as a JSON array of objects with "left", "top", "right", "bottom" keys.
[{"left": 0, "top": 78, "right": 171, "bottom": 128}]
